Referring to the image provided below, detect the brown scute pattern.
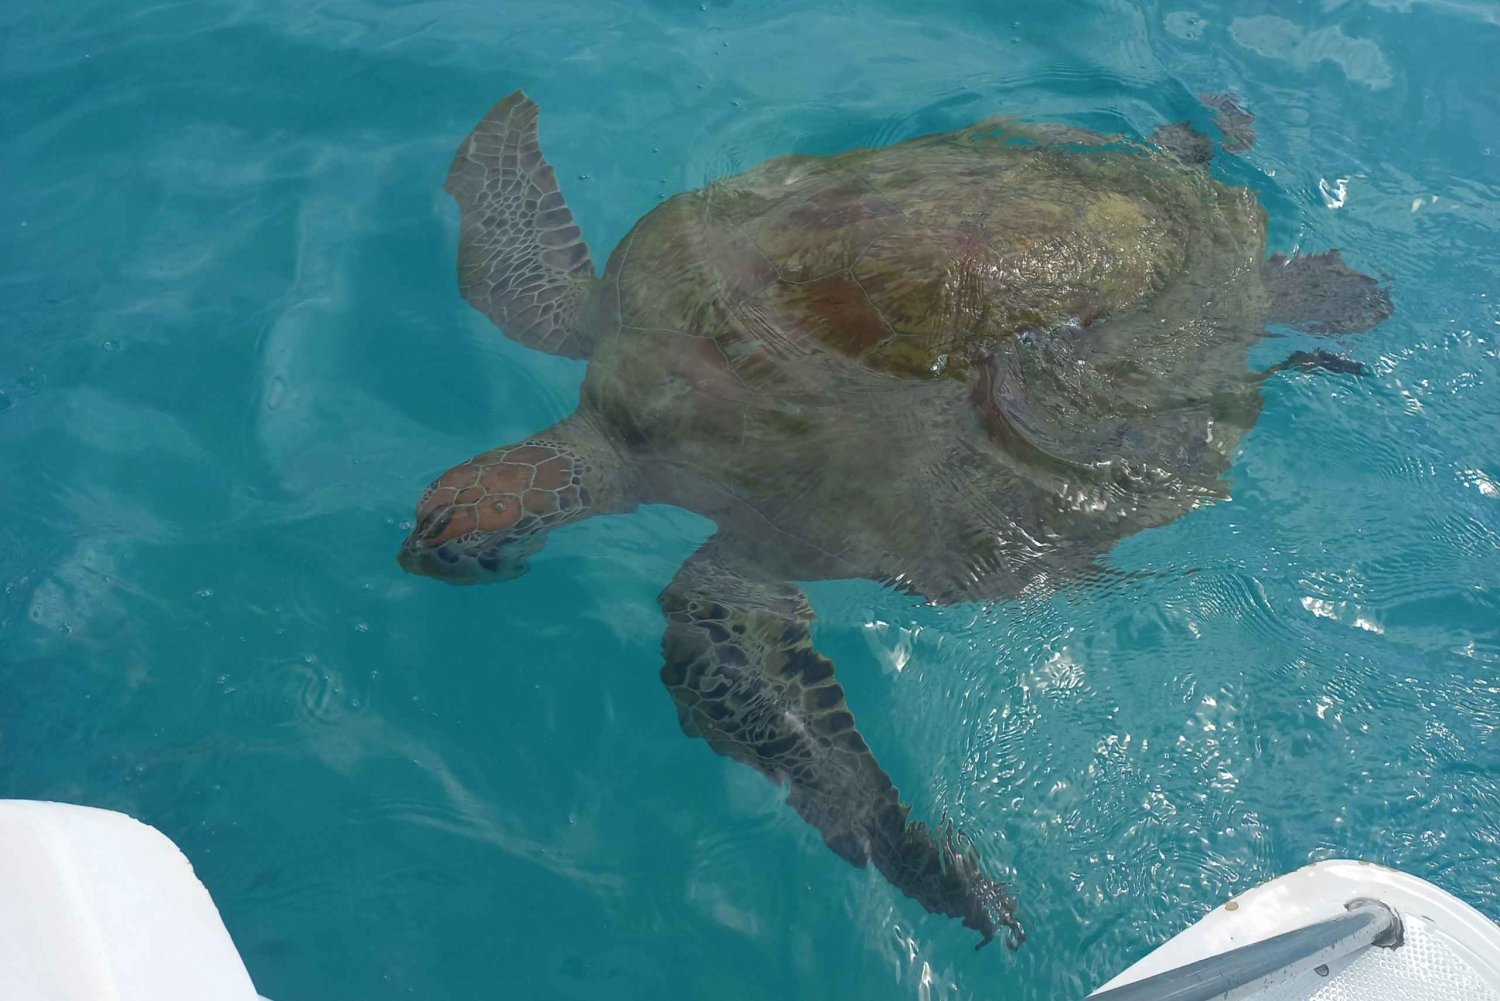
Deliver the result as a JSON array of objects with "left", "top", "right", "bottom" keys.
[
  {"left": 601, "top": 131, "right": 1200, "bottom": 382},
  {"left": 502, "top": 444, "right": 555, "bottom": 465},
  {"left": 446, "top": 91, "right": 596, "bottom": 359},
  {"left": 657, "top": 543, "right": 1024, "bottom": 949},
  {"left": 410, "top": 436, "right": 593, "bottom": 549},
  {"left": 607, "top": 196, "right": 782, "bottom": 334},
  {"left": 480, "top": 463, "right": 530, "bottom": 494},
  {"left": 531, "top": 455, "right": 572, "bottom": 489},
  {"left": 799, "top": 275, "right": 890, "bottom": 355},
  {"left": 744, "top": 177, "right": 905, "bottom": 281},
  {"left": 521, "top": 488, "right": 560, "bottom": 515}
]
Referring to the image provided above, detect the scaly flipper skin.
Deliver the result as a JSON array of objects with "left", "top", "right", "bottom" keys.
[
  {"left": 658, "top": 539, "right": 1024, "bottom": 949},
  {"left": 1201, "top": 92, "right": 1257, "bottom": 153},
  {"left": 1150, "top": 94, "right": 1253, "bottom": 165},
  {"left": 446, "top": 91, "right": 597, "bottom": 358},
  {"left": 1263, "top": 349, "right": 1368, "bottom": 378},
  {"left": 1148, "top": 122, "right": 1214, "bottom": 166},
  {"left": 1264, "top": 251, "right": 1394, "bottom": 334}
]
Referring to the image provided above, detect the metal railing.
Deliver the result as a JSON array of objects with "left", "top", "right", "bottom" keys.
[{"left": 1087, "top": 898, "right": 1404, "bottom": 1001}]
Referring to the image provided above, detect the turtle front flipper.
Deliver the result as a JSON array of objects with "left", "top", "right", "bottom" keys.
[
  {"left": 446, "top": 91, "right": 599, "bottom": 358},
  {"left": 658, "top": 539, "right": 1023, "bottom": 949},
  {"left": 1262, "top": 349, "right": 1368, "bottom": 378},
  {"left": 1263, "top": 250, "right": 1393, "bottom": 334}
]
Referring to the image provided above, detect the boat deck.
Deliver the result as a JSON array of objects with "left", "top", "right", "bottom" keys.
[{"left": 1090, "top": 860, "right": 1500, "bottom": 1000}]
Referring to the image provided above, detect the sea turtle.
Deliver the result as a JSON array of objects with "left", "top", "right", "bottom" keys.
[{"left": 397, "top": 92, "right": 1391, "bottom": 948}]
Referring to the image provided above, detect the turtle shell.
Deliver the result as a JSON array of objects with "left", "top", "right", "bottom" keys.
[{"left": 600, "top": 124, "right": 1263, "bottom": 382}]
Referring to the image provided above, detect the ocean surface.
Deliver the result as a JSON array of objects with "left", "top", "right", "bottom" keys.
[{"left": 3, "top": 1, "right": 1498, "bottom": 998}]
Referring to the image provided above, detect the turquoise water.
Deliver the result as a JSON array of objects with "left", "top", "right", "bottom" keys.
[{"left": 3, "top": 0, "right": 1499, "bottom": 997}]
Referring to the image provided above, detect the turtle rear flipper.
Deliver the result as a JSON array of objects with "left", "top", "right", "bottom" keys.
[
  {"left": 1148, "top": 122, "right": 1214, "bottom": 166},
  {"left": 446, "top": 91, "right": 598, "bottom": 358},
  {"left": 1149, "top": 92, "right": 1256, "bottom": 164},
  {"left": 658, "top": 539, "right": 1023, "bottom": 949},
  {"left": 1201, "top": 92, "right": 1256, "bottom": 153},
  {"left": 1264, "top": 251, "right": 1393, "bottom": 334}
]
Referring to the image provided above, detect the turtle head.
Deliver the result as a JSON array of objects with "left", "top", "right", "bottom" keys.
[{"left": 398, "top": 436, "right": 603, "bottom": 584}]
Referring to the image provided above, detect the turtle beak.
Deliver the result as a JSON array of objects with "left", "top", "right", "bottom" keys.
[{"left": 397, "top": 525, "right": 538, "bottom": 584}]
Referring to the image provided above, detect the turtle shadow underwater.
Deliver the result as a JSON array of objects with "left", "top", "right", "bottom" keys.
[{"left": 395, "top": 91, "right": 1391, "bottom": 949}]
